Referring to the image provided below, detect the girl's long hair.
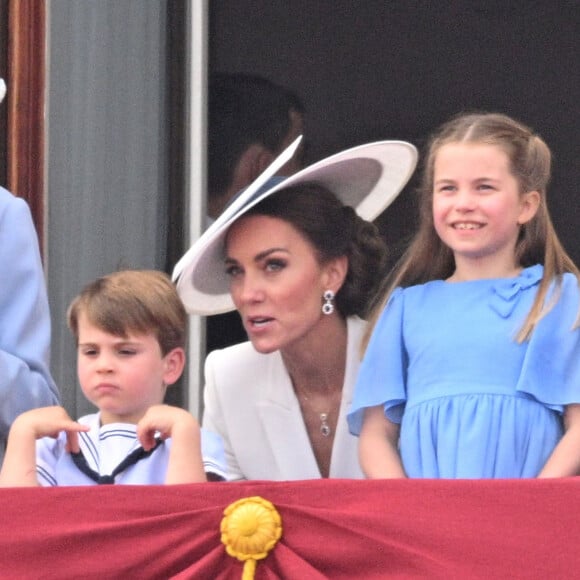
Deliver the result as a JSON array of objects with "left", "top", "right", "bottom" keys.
[{"left": 364, "top": 112, "right": 580, "bottom": 350}]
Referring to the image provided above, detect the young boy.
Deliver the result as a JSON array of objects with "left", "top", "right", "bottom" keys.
[{"left": 0, "top": 270, "right": 226, "bottom": 486}]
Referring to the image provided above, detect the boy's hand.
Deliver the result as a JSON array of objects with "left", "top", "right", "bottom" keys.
[
  {"left": 11, "top": 406, "right": 90, "bottom": 453},
  {"left": 136, "top": 404, "right": 200, "bottom": 451},
  {"left": 0, "top": 406, "right": 89, "bottom": 487},
  {"left": 137, "top": 405, "right": 206, "bottom": 484}
]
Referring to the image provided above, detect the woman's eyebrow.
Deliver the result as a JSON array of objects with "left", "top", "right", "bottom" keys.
[{"left": 225, "top": 247, "right": 289, "bottom": 264}]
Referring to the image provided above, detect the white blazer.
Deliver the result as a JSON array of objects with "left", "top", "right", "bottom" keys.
[{"left": 202, "top": 317, "right": 366, "bottom": 481}]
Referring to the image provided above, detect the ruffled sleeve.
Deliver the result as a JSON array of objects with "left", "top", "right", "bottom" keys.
[
  {"left": 347, "top": 288, "right": 407, "bottom": 435},
  {"left": 517, "top": 273, "right": 580, "bottom": 409}
]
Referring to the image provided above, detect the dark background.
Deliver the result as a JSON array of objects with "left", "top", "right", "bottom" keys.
[{"left": 209, "top": 1, "right": 580, "bottom": 267}]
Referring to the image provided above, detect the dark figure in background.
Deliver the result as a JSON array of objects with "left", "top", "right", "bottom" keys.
[{"left": 206, "top": 73, "right": 305, "bottom": 352}]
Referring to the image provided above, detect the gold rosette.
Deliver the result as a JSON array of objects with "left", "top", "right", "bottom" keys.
[{"left": 221, "top": 496, "right": 283, "bottom": 580}]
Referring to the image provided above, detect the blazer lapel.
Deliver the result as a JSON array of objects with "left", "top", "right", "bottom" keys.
[
  {"left": 329, "top": 317, "right": 365, "bottom": 478},
  {"left": 257, "top": 352, "right": 321, "bottom": 479}
]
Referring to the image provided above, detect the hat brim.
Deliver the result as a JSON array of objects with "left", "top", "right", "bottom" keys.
[{"left": 173, "top": 137, "right": 417, "bottom": 315}]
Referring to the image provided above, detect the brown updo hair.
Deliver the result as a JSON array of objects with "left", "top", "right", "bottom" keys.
[{"left": 241, "top": 183, "right": 389, "bottom": 318}]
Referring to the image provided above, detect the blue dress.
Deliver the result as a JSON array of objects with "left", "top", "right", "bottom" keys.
[{"left": 348, "top": 265, "right": 580, "bottom": 478}]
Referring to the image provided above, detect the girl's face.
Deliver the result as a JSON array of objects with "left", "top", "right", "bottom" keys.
[
  {"left": 76, "top": 314, "right": 183, "bottom": 425},
  {"left": 432, "top": 143, "right": 539, "bottom": 278},
  {"left": 225, "top": 214, "right": 344, "bottom": 354}
]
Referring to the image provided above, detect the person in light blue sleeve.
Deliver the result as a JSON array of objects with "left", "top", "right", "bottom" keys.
[
  {"left": 348, "top": 112, "right": 580, "bottom": 479},
  {"left": 0, "top": 77, "right": 59, "bottom": 465},
  {"left": 0, "top": 186, "right": 60, "bottom": 465}
]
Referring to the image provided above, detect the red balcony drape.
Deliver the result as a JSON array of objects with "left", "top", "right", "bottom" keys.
[{"left": 0, "top": 478, "right": 578, "bottom": 579}]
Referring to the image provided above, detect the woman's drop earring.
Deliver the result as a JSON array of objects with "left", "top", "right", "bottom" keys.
[{"left": 322, "top": 290, "right": 335, "bottom": 315}]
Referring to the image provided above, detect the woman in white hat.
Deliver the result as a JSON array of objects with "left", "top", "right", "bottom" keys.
[{"left": 173, "top": 138, "right": 417, "bottom": 480}]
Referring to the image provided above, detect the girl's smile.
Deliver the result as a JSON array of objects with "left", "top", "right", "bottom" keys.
[{"left": 432, "top": 142, "right": 539, "bottom": 279}]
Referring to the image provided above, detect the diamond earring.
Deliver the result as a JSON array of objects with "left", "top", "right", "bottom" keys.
[{"left": 322, "top": 290, "right": 335, "bottom": 315}]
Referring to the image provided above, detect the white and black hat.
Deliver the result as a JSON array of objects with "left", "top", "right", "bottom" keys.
[{"left": 173, "top": 136, "right": 418, "bottom": 315}]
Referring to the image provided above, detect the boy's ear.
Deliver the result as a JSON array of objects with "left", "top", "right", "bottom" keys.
[{"left": 163, "top": 347, "right": 186, "bottom": 386}]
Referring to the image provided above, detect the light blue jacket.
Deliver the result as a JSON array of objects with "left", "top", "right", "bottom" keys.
[{"left": 0, "top": 187, "right": 60, "bottom": 464}]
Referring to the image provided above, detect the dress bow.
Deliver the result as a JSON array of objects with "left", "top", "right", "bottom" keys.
[{"left": 489, "top": 265, "right": 543, "bottom": 318}]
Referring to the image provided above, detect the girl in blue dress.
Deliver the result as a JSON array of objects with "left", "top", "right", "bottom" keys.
[{"left": 348, "top": 112, "right": 580, "bottom": 478}]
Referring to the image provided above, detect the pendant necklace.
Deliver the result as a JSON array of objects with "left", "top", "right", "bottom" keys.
[
  {"left": 319, "top": 413, "right": 331, "bottom": 437},
  {"left": 296, "top": 389, "right": 336, "bottom": 437}
]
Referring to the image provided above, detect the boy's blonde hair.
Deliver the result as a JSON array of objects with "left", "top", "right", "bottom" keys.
[
  {"left": 365, "top": 112, "right": 579, "bottom": 349},
  {"left": 67, "top": 270, "right": 187, "bottom": 356}
]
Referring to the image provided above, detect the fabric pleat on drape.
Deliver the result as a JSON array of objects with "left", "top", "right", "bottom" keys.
[{"left": 1, "top": 478, "right": 579, "bottom": 579}]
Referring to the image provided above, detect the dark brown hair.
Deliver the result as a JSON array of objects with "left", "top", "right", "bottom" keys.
[{"left": 239, "top": 183, "right": 389, "bottom": 318}]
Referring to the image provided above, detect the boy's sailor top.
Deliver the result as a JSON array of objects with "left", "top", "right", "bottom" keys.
[{"left": 36, "top": 412, "right": 227, "bottom": 485}]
